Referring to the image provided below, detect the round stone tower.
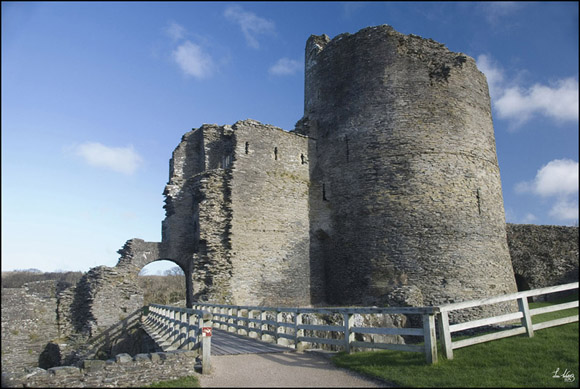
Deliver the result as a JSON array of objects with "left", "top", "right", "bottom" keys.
[{"left": 300, "top": 25, "right": 518, "bottom": 312}]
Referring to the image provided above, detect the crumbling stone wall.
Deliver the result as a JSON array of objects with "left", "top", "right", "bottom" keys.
[
  {"left": 160, "top": 120, "right": 312, "bottom": 306},
  {"left": 1, "top": 281, "right": 61, "bottom": 375},
  {"left": 506, "top": 224, "right": 579, "bottom": 293},
  {"left": 2, "top": 269, "right": 151, "bottom": 377},
  {"left": 2, "top": 350, "right": 198, "bottom": 388}
]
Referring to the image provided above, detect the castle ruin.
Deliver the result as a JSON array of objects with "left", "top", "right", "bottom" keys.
[
  {"left": 3, "top": 25, "right": 579, "bottom": 383},
  {"left": 121, "top": 25, "right": 519, "bottom": 310}
]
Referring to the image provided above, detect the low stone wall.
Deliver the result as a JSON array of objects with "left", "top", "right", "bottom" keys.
[
  {"left": 1, "top": 281, "right": 61, "bottom": 374},
  {"left": 2, "top": 350, "right": 199, "bottom": 388},
  {"left": 506, "top": 224, "right": 579, "bottom": 294}
]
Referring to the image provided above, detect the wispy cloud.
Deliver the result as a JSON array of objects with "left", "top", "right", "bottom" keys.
[
  {"left": 224, "top": 5, "right": 275, "bottom": 49},
  {"left": 172, "top": 40, "right": 214, "bottom": 79},
  {"left": 166, "top": 21, "right": 186, "bottom": 41},
  {"left": 515, "top": 159, "right": 579, "bottom": 222},
  {"left": 269, "top": 58, "right": 302, "bottom": 76},
  {"left": 341, "top": 2, "right": 366, "bottom": 19},
  {"left": 521, "top": 213, "right": 538, "bottom": 224},
  {"left": 74, "top": 142, "right": 143, "bottom": 175},
  {"left": 476, "top": 54, "right": 579, "bottom": 128},
  {"left": 479, "top": 2, "right": 523, "bottom": 26}
]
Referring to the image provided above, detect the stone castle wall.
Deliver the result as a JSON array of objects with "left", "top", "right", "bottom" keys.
[
  {"left": 228, "top": 120, "right": 312, "bottom": 306},
  {"left": 296, "top": 25, "right": 517, "bottom": 309},
  {"left": 161, "top": 120, "right": 313, "bottom": 306},
  {"left": 1, "top": 281, "right": 61, "bottom": 374},
  {"left": 507, "top": 224, "right": 579, "bottom": 293}
]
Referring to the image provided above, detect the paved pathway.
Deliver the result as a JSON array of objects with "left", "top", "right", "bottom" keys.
[{"left": 198, "top": 351, "right": 391, "bottom": 387}]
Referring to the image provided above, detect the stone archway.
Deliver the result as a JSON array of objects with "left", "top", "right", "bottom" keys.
[{"left": 116, "top": 239, "right": 194, "bottom": 308}]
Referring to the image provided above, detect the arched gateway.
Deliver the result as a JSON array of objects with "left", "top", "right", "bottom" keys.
[{"left": 115, "top": 238, "right": 194, "bottom": 307}]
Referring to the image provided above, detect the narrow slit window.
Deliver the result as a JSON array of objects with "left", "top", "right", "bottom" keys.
[
  {"left": 274, "top": 147, "right": 278, "bottom": 160},
  {"left": 323, "top": 184, "right": 328, "bottom": 201},
  {"left": 301, "top": 154, "right": 306, "bottom": 164},
  {"left": 345, "top": 136, "right": 350, "bottom": 162},
  {"left": 245, "top": 142, "right": 249, "bottom": 154},
  {"left": 476, "top": 188, "right": 482, "bottom": 215}
]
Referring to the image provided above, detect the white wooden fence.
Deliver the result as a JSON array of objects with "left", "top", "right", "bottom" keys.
[
  {"left": 145, "top": 304, "right": 213, "bottom": 373},
  {"left": 437, "top": 282, "right": 579, "bottom": 360},
  {"left": 145, "top": 282, "right": 578, "bottom": 367},
  {"left": 192, "top": 303, "right": 440, "bottom": 364}
]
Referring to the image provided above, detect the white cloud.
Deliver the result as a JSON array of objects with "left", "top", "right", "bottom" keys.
[
  {"left": 172, "top": 41, "right": 214, "bottom": 79},
  {"left": 476, "top": 54, "right": 504, "bottom": 100},
  {"left": 531, "top": 159, "right": 578, "bottom": 197},
  {"left": 166, "top": 21, "right": 186, "bottom": 41},
  {"left": 515, "top": 159, "right": 579, "bottom": 222},
  {"left": 224, "top": 5, "right": 275, "bottom": 49},
  {"left": 549, "top": 198, "right": 579, "bottom": 221},
  {"left": 269, "top": 58, "right": 302, "bottom": 76},
  {"left": 495, "top": 78, "right": 579, "bottom": 125},
  {"left": 476, "top": 53, "right": 579, "bottom": 128},
  {"left": 521, "top": 213, "right": 538, "bottom": 224},
  {"left": 74, "top": 142, "right": 143, "bottom": 175}
]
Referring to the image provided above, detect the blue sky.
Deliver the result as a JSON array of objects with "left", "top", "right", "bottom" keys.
[{"left": 2, "top": 2, "right": 578, "bottom": 273}]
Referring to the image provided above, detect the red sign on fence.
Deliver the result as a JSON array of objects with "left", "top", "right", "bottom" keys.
[{"left": 202, "top": 327, "right": 212, "bottom": 337}]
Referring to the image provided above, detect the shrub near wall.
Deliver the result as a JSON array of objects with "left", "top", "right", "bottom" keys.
[{"left": 2, "top": 350, "right": 199, "bottom": 388}]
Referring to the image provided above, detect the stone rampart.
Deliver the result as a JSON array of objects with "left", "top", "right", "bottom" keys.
[
  {"left": 2, "top": 350, "right": 198, "bottom": 388},
  {"left": 507, "top": 224, "right": 579, "bottom": 294}
]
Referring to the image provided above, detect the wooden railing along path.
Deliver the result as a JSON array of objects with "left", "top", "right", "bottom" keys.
[
  {"left": 143, "top": 304, "right": 213, "bottom": 373},
  {"left": 192, "top": 303, "right": 440, "bottom": 364},
  {"left": 143, "top": 282, "right": 578, "bottom": 368},
  {"left": 437, "top": 282, "right": 578, "bottom": 360}
]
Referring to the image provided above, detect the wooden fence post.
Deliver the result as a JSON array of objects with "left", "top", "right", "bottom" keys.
[
  {"left": 179, "top": 310, "right": 188, "bottom": 348},
  {"left": 259, "top": 310, "right": 266, "bottom": 341},
  {"left": 187, "top": 311, "right": 196, "bottom": 350},
  {"left": 437, "top": 311, "right": 453, "bottom": 360},
  {"left": 295, "top": 312, "right": 303, "bottom": 350},
  {"left": 517, "top": 297, "right": 534, "bottom": 338},
  {"left": 422, "top": 314, "right": 438, "bottom": 364},
  {"left": 275, "top": 310, "right": 285, "bottom": 345},
  {"left": 343, "top": 312, "right": 354, "bottom": 354},
  {"left": 200, "top": 311, "right": 213, "bottom": 375}
]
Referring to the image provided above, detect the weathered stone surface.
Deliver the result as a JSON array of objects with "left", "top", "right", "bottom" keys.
[
  {"left": 1, "top": 281, "right": 60, "bottom": 374},
  {"left": 2, "top": 350, "right": 198, "bottom": 388},
  {"left": 299, "top": 25, "right": 518, "bottom": 318},
  {"left": 507, "top": 224, "right": 579, "bottom": 297},
  {"left": 114, "top": 353, "right": 132, "bottom": 364}
]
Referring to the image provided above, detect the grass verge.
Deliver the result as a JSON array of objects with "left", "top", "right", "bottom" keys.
[
  {"left": 333, "top": 297, "right": 578, "bottom": 387},
  {"left": 147, "top": 375, "right": 200, "bottom": 388}
]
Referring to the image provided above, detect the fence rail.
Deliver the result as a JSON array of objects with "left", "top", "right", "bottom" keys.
[
  {"left": 438, "top": 282, "right": 579, "bottom": 360},
  {"left": 144, "top": 304, "right": 213, "bottom": 373},
  {"left": 192, "top": 302, "right": 440, "bottom": 364},
  {"left": 145, "top": 282, "right": 578, "bottom": 367}
]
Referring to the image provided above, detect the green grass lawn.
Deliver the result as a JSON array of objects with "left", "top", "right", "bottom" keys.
[{"left": 333, "top": 297, "right": 578, "bottom": 387}]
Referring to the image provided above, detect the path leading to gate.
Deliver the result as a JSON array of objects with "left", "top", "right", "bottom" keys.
[{"left": 198, "top": 351, "right": 391, "bottom": 387}]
